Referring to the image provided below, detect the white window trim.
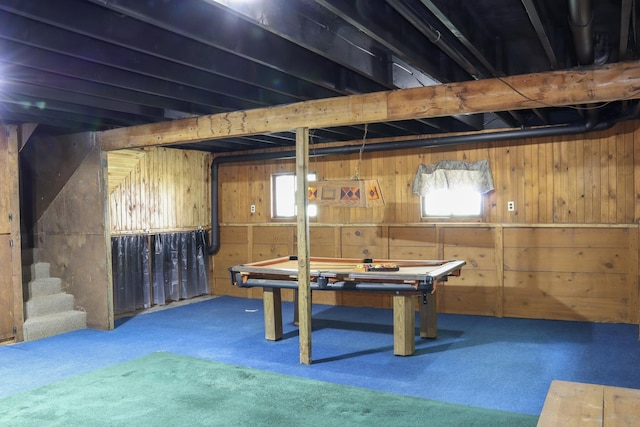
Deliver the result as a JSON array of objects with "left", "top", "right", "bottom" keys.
[
  {"left": 421, "top": 188, "right": 483, "bottom": 219},
  {"left": 271, "top": 173, "right": 317, "bottom": 219}
]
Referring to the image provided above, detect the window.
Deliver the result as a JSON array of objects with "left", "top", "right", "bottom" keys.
[
  {"left": 272, "top": 173, "right": 317, "bottom": 219},
  {"left": 421, "top": 188, "right": 482, "bottom": 218},
  {"left": 413, "top": 160, "right": 493, "bottom": 219}
]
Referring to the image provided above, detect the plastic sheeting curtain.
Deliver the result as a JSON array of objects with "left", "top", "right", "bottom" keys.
[
  {"left": 112, "top": 235, "right": 151, "bottom": 314},
  {"left": 152, "top": 230, "right": 209, "bottom": 305},
  {"left": 111, "top": 230, "right": 208, "bottom": 314}
]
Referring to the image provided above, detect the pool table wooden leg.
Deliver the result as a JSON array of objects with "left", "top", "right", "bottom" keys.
[
  {"left": 263, "top": 287, "right": 283, "bottom": 341},
  {"left": 419, "top": 292, "right": 437, "bottom": 339},
  {"left": 293, "top": 289, "right": 299, "bottom": 325},
  {"left": 393, "top": 294, "right": 415, "bottom": 356}
]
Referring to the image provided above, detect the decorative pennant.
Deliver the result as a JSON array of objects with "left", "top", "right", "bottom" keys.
[
  {"left": 308, "top": 186, "right": 317, "bottom": 201},
  {"left": 307, "top": 179, "right": 384, "bottom": 207}
]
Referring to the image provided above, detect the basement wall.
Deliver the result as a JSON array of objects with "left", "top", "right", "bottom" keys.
[
  {"left": 26, "top": 133, "right": 112, "bottom": 330},
  {"left": 108, "top": 147, "right": 211, "bottom": 234},
  {"left": 0, "top": 126, "right": 22, "bottom": 342},
  {"left": 209, "top": 121, "right": 640, "bottom": 324},
  {"left": 106, "top": 121, "right": 640, "bottom": 324}
]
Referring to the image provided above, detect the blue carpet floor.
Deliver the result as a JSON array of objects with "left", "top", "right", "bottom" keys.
[{"left": 1, "top": 296, "right": 639, "bottom": 416}]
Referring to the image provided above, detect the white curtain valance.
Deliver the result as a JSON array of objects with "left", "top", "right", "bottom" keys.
[{"left": 412, "top": 159, "right": 495, "bottom": 196}]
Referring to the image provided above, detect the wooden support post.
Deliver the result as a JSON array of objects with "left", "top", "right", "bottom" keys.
[
  {"left": 7, "top": 126, "right": 24, "bottom": 342},
  {"left": 435, "top": 226, "right": 445, "bottom": 313},
  {"left": 296, "top": 127, "right": 312, "bottom": 365},
  {"left": 494, "top": 226, "right": 504, "bottom": 318},
  {"left": 628, "top": 227, "right": 639, "bottom": 326},
  {"left": 293, "top": 289, "right": 298, "bottom": 325},
  {"left": 100, "top": 148, "right": 115, "bottom": 331}
]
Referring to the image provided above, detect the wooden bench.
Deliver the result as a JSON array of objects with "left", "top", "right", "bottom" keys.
[{"left": 537, "top": 380, "right": 640, "bottom": 426}]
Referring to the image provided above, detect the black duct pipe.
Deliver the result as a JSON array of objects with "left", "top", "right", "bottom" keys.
[
  {"left": 207, "top": 119, "right": 614, "bottom": 254},
  {"left": 568, "top": 0, "right": 594, "bottom": 65}
]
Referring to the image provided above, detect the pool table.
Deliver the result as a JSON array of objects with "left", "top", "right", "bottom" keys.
[{"left": 229, "top": 256, "right": 465, "bottom": 356}]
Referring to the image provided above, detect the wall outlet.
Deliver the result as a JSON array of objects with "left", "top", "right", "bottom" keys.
[
  {"left": 507, "top": 201, "right": 515, "bottom": 211},
  {"left": 250, "top": 204, "right": 256, "bottom": 213}
]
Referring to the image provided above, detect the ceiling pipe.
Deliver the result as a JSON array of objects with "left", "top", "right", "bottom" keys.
[
  {"left": 207, "top": 118, "right": 616, "bottom": 255},
  {"left": 568, "top": 0, "right": 594, "bottom": 65}
]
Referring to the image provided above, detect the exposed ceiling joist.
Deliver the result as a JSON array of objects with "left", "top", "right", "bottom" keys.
[
  {"left": 0, "top": 0, "right": 634, "bottom": 152},
  {"left": 521, "top": 0, "right": 559, "bottom": 70}
]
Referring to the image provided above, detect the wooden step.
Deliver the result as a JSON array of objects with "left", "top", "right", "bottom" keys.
[{"left": 538, "top": 380, "right": 640, "bottom": 426}]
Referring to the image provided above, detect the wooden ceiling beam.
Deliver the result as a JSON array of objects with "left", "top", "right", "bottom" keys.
[{"left": 98, "top": 61, "right": 640, "bottom": 151}]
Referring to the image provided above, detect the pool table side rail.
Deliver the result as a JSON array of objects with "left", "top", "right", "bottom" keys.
[
  {"left": 229, "top": 258, "right": 465, "bottom": 293},
  {"left": 232, "top": 276, "right": 441, "bottom": 292},
  {"left": 228, "top": 260, "right": 464, "bottom": 281},
  {"left": 238, "top": 256, "right": 459, "bottom": 268}
]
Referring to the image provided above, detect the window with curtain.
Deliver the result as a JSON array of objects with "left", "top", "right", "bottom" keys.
[{"left": 412, "top": 160, "right": 495, "bottom": 218}]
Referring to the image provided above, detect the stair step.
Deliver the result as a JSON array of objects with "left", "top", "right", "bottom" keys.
[
  {"left": 23, "top": 311, "right": 87, "bottom": 341},
  {"left": 31, "top": 262, "right": 51, "bottom": 280},
  {"left": 23, "top": 262, "right": 52, "bottom": 282},
  {"left": 25, "top": 293, "right": 75, "bottom": 318},
  {"left": 26, "top": 277, "right": 63, "bottom": 298},
  {"left": 21, "top": 248, "right": 41, "bottom": 267}
]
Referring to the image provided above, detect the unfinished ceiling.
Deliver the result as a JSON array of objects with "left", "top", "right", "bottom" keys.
[{"left": 0, "top": 0, "right": 636, "bottom": 152}]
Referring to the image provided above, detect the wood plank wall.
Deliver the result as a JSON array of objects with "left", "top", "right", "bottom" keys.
[
  {"left": 0, "top": 125, "right": 22, "bottom": 342},
  {"left": 217, "top": 121, "right": 640, "bottom": 225},
  {"left": 108, "top": 147, "right": 211, "bottom": 234},
  {"left": 213, "top": 224, "right": 638, "bottom": 324},
  {"left": 503, "top": 227, "right": 637, "bottom": 322},
  {"left": 36, "top": 139, "right": 112, "bottom": 330},
  {"left": 0, "top": 130, "right": 13, "bottom": 341},
  {"left": 107, "top": 121, "right": 640, "bottom": 324},
  {"left": 211, "top": 121, "right": 640, "bottom": 324}
]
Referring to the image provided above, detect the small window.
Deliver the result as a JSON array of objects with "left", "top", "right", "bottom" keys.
[
  {"left": 421, "top": 188, "right": 482, "bottom": 218},
  {"left": 272, "top": 173, "right": 317, "bottom": 219},
  {"left": 414, "top": 160, "right": 493, "bottom": 219}
]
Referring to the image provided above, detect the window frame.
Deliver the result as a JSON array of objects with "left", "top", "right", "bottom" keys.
[
  {"left": 420, "top": 188, "right": 485, "bottom": 221},
  {"left": 271, "top": 172, "right": 317, "bottom": 220}
]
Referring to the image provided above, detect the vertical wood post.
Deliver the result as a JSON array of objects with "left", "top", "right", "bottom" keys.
[
  {"left": 100, "top": 147, "right": 115, "bottom": 331},
  {"left": 435, "top": 226, "right": 445, "bottom": 313},
  {"left": 8, "top": 126, "right": 23, "bottom": 342},
  {"left": 296, "top": 127, "right": 312, "bottom": 364},
  {"left": 630, "top": 226, "right": 639, "bottom": 327},
  {"left": 494, "top": 226, "right": 504, "bottom": 318}
]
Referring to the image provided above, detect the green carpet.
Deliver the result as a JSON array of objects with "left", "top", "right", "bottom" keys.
[{"left": 0, "top": 352, "right": 538, "bottom": 426}]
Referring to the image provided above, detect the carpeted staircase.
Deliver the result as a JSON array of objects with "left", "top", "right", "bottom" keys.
[{"left": 22, "top": 251, "right": 87, "bottom": 341}]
